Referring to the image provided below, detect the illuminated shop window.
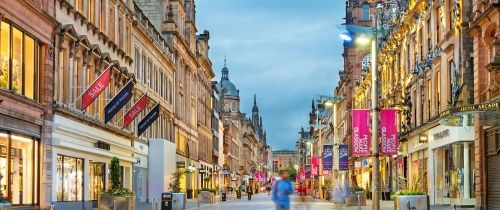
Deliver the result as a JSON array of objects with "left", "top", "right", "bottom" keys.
[
  {"left": 56, "top": 155, "right": 83, "bottom": 201},
  {"left": 0, "top": 21, "right": 38, "bottom": 100},
  {"left": 0, "top": 132, "right": 39, "bottom": 205}
]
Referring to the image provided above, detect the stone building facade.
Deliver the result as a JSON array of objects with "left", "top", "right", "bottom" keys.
[
  {"left": 135, "top": 0, "right": 215, "bottom": 198},
  {"left": 469, "top": 0, "right": 500, "bottom": 209},
  {"left": 0, "top": 0, "right": 56, "bottom": 209},
  {"left": 131, "top": 3, "right": 176, "bottom": 203},
  {"left": 52, "top": 0, "right": 137, "bottom": 209},
  {"left": 350, "top": 0, "right": 476, "bottom": 206}
]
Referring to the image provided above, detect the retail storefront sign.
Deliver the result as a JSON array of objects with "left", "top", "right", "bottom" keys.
[{"left": 433, "top": 129, "right": 450, "bottom": 140}]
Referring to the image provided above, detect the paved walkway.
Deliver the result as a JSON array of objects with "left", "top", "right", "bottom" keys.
[{"left": 137, "top": 193, "right": 473, "bottom": 210}]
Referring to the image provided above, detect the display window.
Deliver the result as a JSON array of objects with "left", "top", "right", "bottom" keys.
[
  {"left": 433, "top": 142, "right": 475, "bottom": 205},
  {"left": 0, "top": 131, "right": 39, "bottom": 205},
  {"left": 56, "top": 155, "right": 83, "bottom": 201},
  {"left": 89, "top": 162, "right": 105, "bottom": 200},
  {"left": 0, "top": 21, "right": 39, "bottom": 100}
]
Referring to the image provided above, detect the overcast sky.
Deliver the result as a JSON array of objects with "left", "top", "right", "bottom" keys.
[{"left": 196, "top": 0, "right": 345, "bottom": 150}]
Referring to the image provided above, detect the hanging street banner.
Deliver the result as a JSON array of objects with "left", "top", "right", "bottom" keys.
[
  {"left": 380, "top": 109, "right": 399, "bottom": 156},
  {"left": 299, "top": 168, "right": 306, "bottom": 181},
  {"left": 81, "top": 64, "right": 113, "bottom": 110},
  {"left": 352, "top": 109, "right": 371, "bottom": 156},
  {"left": 123, "top": 94, "right": 148, "bottom": 128},
  {"left": 322, "top": 145, "right": 333, "bottom": 171},
  {"left": 137, "top": 103, "right": 160, "bottom": 136},
  {"left": 104, "top": 81, "right": 133, "bottom": 123},
  {"left": 339, "top": 144, "right": 349, "bottom": 170},
  {"left": 311, "top": 156, "right": 318, "bottom": 177}
]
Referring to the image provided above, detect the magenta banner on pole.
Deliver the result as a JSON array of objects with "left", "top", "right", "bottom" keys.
[
  {"left": 352, "top": 109, "right": 371, "bottom": 156},
  {"left": 311, "top": 156, "right": 318, "bottom": 177},
  {"left": 380, "top": 109, "right": 398, "bottom": 156}
]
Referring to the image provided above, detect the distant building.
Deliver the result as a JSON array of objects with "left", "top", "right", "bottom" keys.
[{"left": 272, "top": 149, "right": 300, "bottom": 173}]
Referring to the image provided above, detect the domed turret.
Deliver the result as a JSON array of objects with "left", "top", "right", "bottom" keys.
[{"left": 220, "top": 58, "right": 239, "bottom": 97}]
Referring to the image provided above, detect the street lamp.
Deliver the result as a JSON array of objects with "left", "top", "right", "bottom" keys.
[{"left": 339, "top": 3, "right": 382, "bottom": 209}]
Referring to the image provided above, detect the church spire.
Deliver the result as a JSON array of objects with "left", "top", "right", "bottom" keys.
[
  {"left": 221, "top": 56, "right": 229, "bottom": 80},
  {"left": 252, "top": 94, "right": 258, "bottom": 113}
]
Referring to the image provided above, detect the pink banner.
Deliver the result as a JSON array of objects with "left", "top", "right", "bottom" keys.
[
  {"left": 352, "top": 109, "right": 371, "bottom": 156},
  {"left": 259, "top": 172, "right": 264, "bottom": 182},
  {"left": 299, "top": 168, "right": 306, "bottom": 181},
  {"left": 311, "top": 156, "right": 318, "bottom": 177},
  {"left": 380, "top": 109, "right": 398, "bottom": 156}
]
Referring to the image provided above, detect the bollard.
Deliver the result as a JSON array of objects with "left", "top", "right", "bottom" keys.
[
  {"left": 151, "top": 198, "right": 155, "bottom": 210},
  {"left": 357, "top": 194, "right": 361, "bottom": 210},
  {"left": 113, "top": 200, "right": 116, "bottom": 210}
]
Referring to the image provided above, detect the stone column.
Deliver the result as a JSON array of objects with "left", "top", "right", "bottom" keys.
[
  {"left": 105, "top": 0, "right": 109, "bottom": 35},
  {"left": 464, "top": 142, "right": 470, "bottom": 199},
  {"left": 114, "top": 2, "right": 119, "bottom": 44},
  {"left": 40, "top": 44, "right": 54, "bottom": 210}
]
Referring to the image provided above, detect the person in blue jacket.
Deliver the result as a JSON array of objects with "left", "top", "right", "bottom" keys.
[{"left": 272, "top": 170, "right": 295, "bottom": 210}]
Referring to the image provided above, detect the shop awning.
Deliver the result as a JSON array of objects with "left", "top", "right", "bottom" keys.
[{"left": 439, "top": 102, "right": 500, "bottom": 126}]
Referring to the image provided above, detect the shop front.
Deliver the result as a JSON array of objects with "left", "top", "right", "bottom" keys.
[
  {"left": 407, "top": 133, "right": 429, "bottom": 194},
  {"left": 0, "top": 131, "right": 39, "bottom": 206},
  {"left": 354, "top": 159, "right": 371, "bottom": 197},
  {"left": 391, "top": 141, "right": 408, "bottom": 192},
  {"left": 429, "top": 124, "right": 475, "bottom": 207},
  {"left": 52, "top": 115, "right": 134, "bottom": 210},
  {"left": 200, "top": 162, "right": 213, "bottom": 190},
  {"left": 133, "top": 140, "right": 149, "bottom": 203}
]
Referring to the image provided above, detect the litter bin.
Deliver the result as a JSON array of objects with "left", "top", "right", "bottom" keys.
[
  {"left": 236, "top": 190, "right": 241, "bottom": 199},
  {"left": 221, "top": 191, "right": 227, "bottom": 202},
  {"left": 161, "top": 192, "right": 173, "bottom": 210}
]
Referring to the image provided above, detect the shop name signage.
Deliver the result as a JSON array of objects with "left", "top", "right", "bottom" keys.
[
  {"left": 418, "top": 134, "right": 428, "bottom": 144},
  {"left": 433, "top": 129, "right": 450, "bottom": 140},
  {"left": 440, "top": 102, "right": 500, "bottom": 118},
  {"left": 95, "top": 141, "right": 110, "bottom": 151},
  {"left": 176, "top": 161, "right": 185, "bottom": 168}
]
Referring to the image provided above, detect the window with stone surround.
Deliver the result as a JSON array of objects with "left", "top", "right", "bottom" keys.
[{"left": 0, "top": 21, "right": 39, "bottom": 100}]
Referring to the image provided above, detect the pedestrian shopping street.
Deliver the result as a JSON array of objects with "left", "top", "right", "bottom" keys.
[{"left": 136, "top": 193, "right": 471, "bottom": 210}]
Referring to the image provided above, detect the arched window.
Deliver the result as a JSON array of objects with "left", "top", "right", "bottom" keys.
[
  {"left": 362, "top": 3, "right": 370, "bottom": 21},
  {"left": 362, "top": 54, "right": 371, "bottom": 71}
]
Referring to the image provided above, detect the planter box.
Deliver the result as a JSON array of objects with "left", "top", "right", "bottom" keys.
[
  {"left": 395, "top": 195, "right": 429, "bottom": 210},
  {"left": 199, "top": 191, "right": 215, "bottom": 204},
  {"left": 0, "top": 203, "right": 11, "bottom": 210},
  {"left": 172, "top": 193, "right": 187, "bottom": 209},
  {"left": 345, "top": 191, "right": 367, "bottom": 206},
  {"left": 98, "top": 195, "right": 136, "bottom": 210}
]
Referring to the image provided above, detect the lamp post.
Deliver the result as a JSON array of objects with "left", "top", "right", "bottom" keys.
[
  {"left": 315, "top": 95, "right": 345, "bottom": 199},
  {"left": 339, "top": 3, "right": 383, "bottom": 209}
]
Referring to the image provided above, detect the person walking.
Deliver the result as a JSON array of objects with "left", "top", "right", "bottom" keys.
[
  {"left": 247, "top": 185, "right": 253, "bottom": 200},
  {"left": 272, "top": 170, "right": 295, "bottom": 210}
]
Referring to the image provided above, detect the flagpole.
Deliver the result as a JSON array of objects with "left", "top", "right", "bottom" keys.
[{"left": 71, "top": 64, "right": 113, "bottom": 108}]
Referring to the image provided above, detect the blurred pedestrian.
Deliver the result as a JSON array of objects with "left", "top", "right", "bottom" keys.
[
  {"left": 298, "top": 182, "right": 310, "bottom": 210},
  {"left": 247, "top": 185, "right": 253, "bottom": 200},
  {"left": 271, "top": 170, "right": 294, "bottom": 210}
]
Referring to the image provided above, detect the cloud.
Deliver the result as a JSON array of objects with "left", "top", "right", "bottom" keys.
[{"left": 197, "top": 0, "right": 345, "bottom": 150}]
